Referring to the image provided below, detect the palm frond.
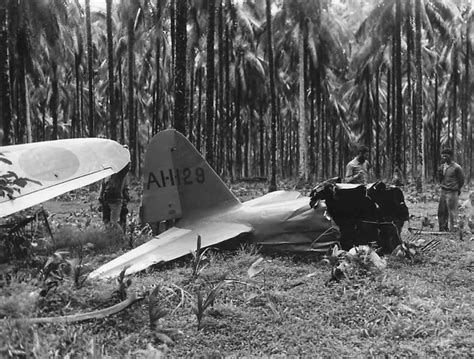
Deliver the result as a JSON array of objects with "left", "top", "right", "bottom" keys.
[{"left": 355, "top": 0, "right": 394, "bottom": 41}]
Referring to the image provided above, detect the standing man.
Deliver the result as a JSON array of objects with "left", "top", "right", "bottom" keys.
[
  {"left": 99, "top": 162, "right": 131, "bottom": 232},
  {"left": 437, "top": 148, "right": 465, "bottom": 232},
  {"left": 345, "top": 145, "right": 372, "bottom": 184}
]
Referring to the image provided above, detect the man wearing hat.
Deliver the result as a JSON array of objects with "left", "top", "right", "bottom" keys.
[{"left": 437, "top": 148, "right": 465, "bottom": 232}]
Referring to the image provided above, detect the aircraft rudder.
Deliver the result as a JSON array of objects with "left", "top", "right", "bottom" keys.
[{"left": 141, "top": 130, "right": 239, "bottom": 223}]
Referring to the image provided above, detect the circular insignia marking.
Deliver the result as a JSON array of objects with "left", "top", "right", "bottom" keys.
[{"left": 19, "top": 146, "right": 80, "bottom": 181}]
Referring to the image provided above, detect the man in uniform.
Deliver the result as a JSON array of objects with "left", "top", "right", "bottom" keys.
[{"left": 437, "top": 148, "right": 464, "bottom": 232}]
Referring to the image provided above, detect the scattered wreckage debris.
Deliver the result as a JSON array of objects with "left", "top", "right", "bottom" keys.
[
  {"left": 310, "top": 179, "right": 409, "bottom": 253},
  {"left": 392, "top": 241, "right": 423, "bottom": 259},
  {"left": 323, "top": 245, "right": 387, "bottom": 284},
  {"left": 392, "top": 229, "right": 442, "bottom": 259}
]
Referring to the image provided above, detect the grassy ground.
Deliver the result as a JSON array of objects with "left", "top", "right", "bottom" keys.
[{"left": 0, "top": 182, "right": 473, "bottom": 357}]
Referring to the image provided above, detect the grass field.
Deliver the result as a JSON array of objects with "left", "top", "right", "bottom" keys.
[{"left": 0, "top": 182, "right": 473, "bottom": 357}]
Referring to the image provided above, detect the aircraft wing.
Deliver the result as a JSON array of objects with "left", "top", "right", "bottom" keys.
[
  {"left": 0, "top": 138, "right": 129, "bottom": 218},
  {"left": 88, "top": 221, "right": 253, "bottom": 279}
]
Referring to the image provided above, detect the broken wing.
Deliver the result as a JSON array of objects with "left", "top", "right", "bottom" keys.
[
  {"left": 89, "top": 221, "right": 253, "bottom": 279},
  {"left": 0, "top": 138, "right": 129, "bottom": 218}
]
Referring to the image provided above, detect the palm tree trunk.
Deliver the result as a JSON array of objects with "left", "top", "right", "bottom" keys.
[
  {"left": 433, "top": 71, "right": 439, "bottom": 179},
  {"left": 259, "top": 106, "right": 265, "bottom": 177},
  {"left": 375, "top": 68, "right": 380, "bottom": 179},
  {"left": 364, "top": 69, "right": 372, "bottom": 155},
  {"left": 244, "top": 118, "right": 249, "bottom": 177},
  {"left": 391, "top": 52, "right": 396, "bottom": 172},
  {"left": 414, "top": 0, "right": 423, "bottom": 192},
  {"left": 106, "top": 0, "right": 116, "bottom": 140},
  {"left": 278, "top": 98, "right": 284, "bottom": 178},
  {"left": 338, "top": 123, "right": 344, "bottom": 177},
  {"left": 217, "top": 0, "right": 225, "bottom": 173},
  {"left": 316, "top": 70, "right": 322, "bottom": 179},
  {"left": 225, "top": 22, "right": 232, "bottom": 179},
  {"left": 41, "top": 101, "right": 46, "bottom": 141},
  {"left": 298, "top": 19, "right": 307, "bottom": 182},
  {"left": 118, "top": 58, "right": 124, "bottom": 143},
  {"left": 464, "top": 10, "right": 472, "bottom": 180},
  {"left": 213, "top": 81, "right": 219, "bottom": 170},
  {"left": 451, "top": 46, "right": 458, "bottom": 153},
  {"left": 127, "top": 17, "right": 136, "bottom": 173},
  {"left": 394, "top": 0, "right": 403, "bottom": 176},
  {"left": 386, "top": 68, "right": 391, "bottom": 178},
  {"left": 17, "top": 40, "right": 26, "bottom": 143},
  {"left": 197, "top": 68, "right": 202, "bottom": 152},
  {"left": 407, "top": 0, "right": 415, "bottom": 182},
  {"left": 17, "top": 37, "right": 31, "bottom": 143},
  {"left": 73, "top": 53, "right": 81, "bottom": 138},
  {"left": 323, "top": 99, "right": 328, "bottom": 178},
  {"left": 0, "top": 3, "right": 12, "bottom": 145},
  {"left": 235, "top": 70, "right": 242, "bottom": 178},
  {"left": 188, "top": 67, "right": 194, "bottom": 142},
  {"left": 24, "top": 76, "right": 31, "bottom": 142},
  {"left": 205, "top": 0, "right": 215, "bottom": 167},
  {"left": 309, "top": 82, "right": 315, "bottom": 179},
  {"left": 331, "top": 110, "right": 336, "bottom": 176},
  {"left": 154, "top": 0, "right": 162, "bottom": 135},
  {"left": 80, "top": 74, "right": 84, "bottom": 137},
  {"left": 85, "top": 0, "right": 94, "bottom": 137},
  {"left": 266, "top": 0, "right": 277, "bottom": 191},
  {"left": 50, "top": 61, "right": 58, "bottom": 140},
  {"left": 174, "top": 0, "right": 187, "bottom": 134},
  {"left": 170, "top": 0, "right": 175, "bottom": 71}
]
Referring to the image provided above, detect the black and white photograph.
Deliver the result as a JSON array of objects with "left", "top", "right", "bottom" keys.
[{"left": 0, "top": 0, "right": 472, "bottom": 356}]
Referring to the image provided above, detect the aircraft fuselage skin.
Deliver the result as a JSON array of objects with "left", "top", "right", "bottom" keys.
[{"left": 179, "top": 191, "right": 336, "bottom": 250}]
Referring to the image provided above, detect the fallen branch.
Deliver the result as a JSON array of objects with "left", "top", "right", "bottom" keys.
[{"left": 1, "top": 293, "right": 144, "bottom": 325}]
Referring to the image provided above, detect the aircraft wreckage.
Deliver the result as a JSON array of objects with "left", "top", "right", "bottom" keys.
[
  {"left": 0, "top": 131, "right": 409, "bottom": 280},
  {"left": 89, "top": 130, "right": 409, "bottom": 279}
]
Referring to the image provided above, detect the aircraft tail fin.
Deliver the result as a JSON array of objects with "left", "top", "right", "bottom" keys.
[{"left": 140, "top": 130, "right": 240, "bottom": 223}]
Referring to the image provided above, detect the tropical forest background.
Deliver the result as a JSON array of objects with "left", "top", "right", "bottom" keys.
[{"left": 0, "top": 0, "right": 472, "bottom": 191}]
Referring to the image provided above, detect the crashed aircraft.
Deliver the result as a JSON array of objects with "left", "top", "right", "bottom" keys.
[{"left": 89, "top": 130, "right": 340, "bottom": 279}]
